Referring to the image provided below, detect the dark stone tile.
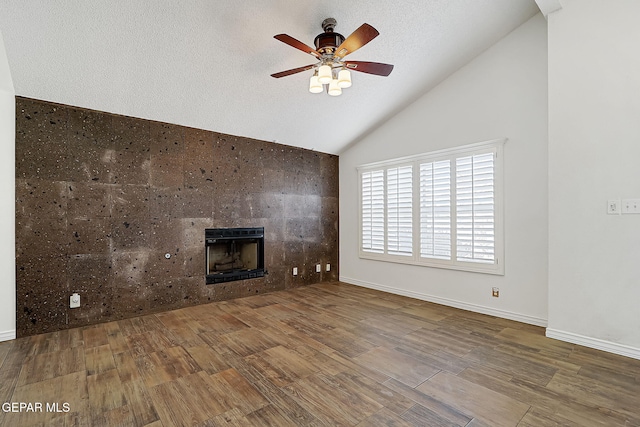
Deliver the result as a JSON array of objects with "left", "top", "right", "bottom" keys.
[
  {"left": 184, "top": 127, "right": 214, "bottom": 189},
  {"left": 112, "top": 114, "right": 151, "bottom": 151},
  {"left": 147, "top": 278, "right": 189, "bottom": 312},
  {"left": 149, "top": 187, "right": 183, "bottom": 219},
  {"left": 67, "top": 254, "right": 111, "bottom": 290},
  {"left": 181, "top": 218, "right": 210, "bottom": 250},
  {"left": 262, "top": 168, "right": 285, "bottom": 193},
  {"left": 67, "top": 217, "right": 112, "bottom": 255},
  {"left": 111, "top": 184, "right": 150, "bottom": 218},
  {"left": 16, "top": 98, "right": 70, "bottom": 181},
  {"left": 182, "top": 187, "right": 213, "bottom": 218},
  {"left": 183, "top": 245, "right": 205, "bottom": 279},
  {"left": 260, "top": 142, "right": 286, "bottom": 171},
  {"left": 111, "top": 149, "right": 151, "bottom": 186},
  {"left": 16, "top": 179, "right": 69, "bottom": 220},
  {"left": 283, "top": 194, "right": 305, "bottom": 218},
  {"left": 16, "top": 254, "right": 69, "bottom": 293},
  {"left": 261, "top": 217, "right": 285, "bottom": 243},
  {"left": 213, "top": 157, "right": 262, "bottom": 194},
  {"left": 302, "top": 150, "right": 321, "bottom": 173},
  {"left": 264, "top": 240, "right": 285, "bottom": 269},
  {"left": 112, "top": 115, "right": 151, "bottom": 185},
  {"left": 283, "top": 169, "right": 307, "bottom": 195},
  {"left": 150, "top": 122, "right": 184, "bottom": 155},
  {"left": 150, "top": 152, "right": 184, "bottom": 188},
  {"left": 320, "top": 154, "right": 339, "bottom": 197},
  {"left": 149, "top": 218, "right": 185, "bottom": 254},
  {"left": 283, "top": 240, "right": 304, "bottom": 267},
  {"left": 17, "top": 286, "right": 68, "bottom": 337},
  {"left": 303, "top": 219, "right": 322, "bottom": 244},
  {"left": 16, "top": 179, "right": 70, "bottom": 259},
  {"left": 284, "top": 218, "right": 305, "bottom": 242},
  {"left": 146, "top": 249, "right": 185, "bottom": 284},
  {"left": 303, "top": 195, "right": 322, "bottom": 219},
  {"left": 212, "top": 191, "right": 243, "bottom": 222},
  {"left": 110, "top": 217, "right": 149, "bottom": 252},
  {"left": 67, "top": 182, "right": 111, "bottom": 219},
  {"left": 111, "top": 247, "right": 150, "bottom": 280},
  {"left": 67, "top": 107, "right": 117, "bottom": 183}
]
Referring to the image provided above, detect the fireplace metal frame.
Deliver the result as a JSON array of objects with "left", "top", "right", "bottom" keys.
[{"left": 205, "top": 227, "right": 265, "bottom": 284}]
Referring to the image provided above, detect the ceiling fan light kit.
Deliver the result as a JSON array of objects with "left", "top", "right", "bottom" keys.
[
  {"left": 271, "top": 18, "right": 394, "bottom": 97},
  {"left": 309, "top": 74, "right": 323, "bottom": 93},
  {"left": 337, "top": 69, "right": 352, "bottom": 88}
]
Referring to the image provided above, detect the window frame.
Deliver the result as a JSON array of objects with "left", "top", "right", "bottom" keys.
[{"left": 357, "top": 138, "right": 505, "bottom": 275}]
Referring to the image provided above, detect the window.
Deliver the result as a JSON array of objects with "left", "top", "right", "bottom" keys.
[{"left": 358, "top": 139, "right": 504, "bottom": 275}]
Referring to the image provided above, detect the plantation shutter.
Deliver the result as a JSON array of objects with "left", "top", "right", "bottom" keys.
[
  {"left": 420, "top": 160, "right": 451, "bottom": 259},
  {"left": 361, "top": 170, "right": 385, "bottom": 253},
  {"left": 456, "top": 152, "right": 495, "bottom": 263},
  {"left": 387, "top": 165, "right": 413, "bottom": 256}
]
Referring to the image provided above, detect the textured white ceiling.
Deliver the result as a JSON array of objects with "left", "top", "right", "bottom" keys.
[{"left": 0, "top": 0, "right": 539, "bottom": 154}]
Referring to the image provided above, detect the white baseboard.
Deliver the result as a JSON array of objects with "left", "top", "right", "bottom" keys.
[
  {"left": 340, "top": 276, "right": 547, "bottom": 327},
  {"left": 0, "top": 329, "right": 16, "bottom": 342},
  {"left": 546, "top": 328, "right": 640, "bottom": 361}
]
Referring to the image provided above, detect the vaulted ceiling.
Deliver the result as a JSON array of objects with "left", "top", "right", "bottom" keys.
[{"left": 0, "top": 1, "right": 540, "bottom": 154}]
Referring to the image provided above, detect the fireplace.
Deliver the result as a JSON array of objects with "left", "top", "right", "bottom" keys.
[{"left": 205, "top": 227, "right": 265, "bottom": 284}]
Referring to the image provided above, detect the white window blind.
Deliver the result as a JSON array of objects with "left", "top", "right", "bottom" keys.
[
  {"left": 456, "top": 153, "right": 495, "bottom": 263},
  {"left": 361, "top": 170, "right": 385, "bottom": 253},
  {"left": 387, "top": 166, "right": 413, "bottom": 256},
  {"left": 420, "top": 160, "right": 451, "bottom": 260},
  {"left": 358, "top": 138, "right": 503, "bottom": 275}
]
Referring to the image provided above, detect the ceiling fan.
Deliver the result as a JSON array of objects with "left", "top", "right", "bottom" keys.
[{"left": 270, "top": 18, "right": 394, "bottom": 96}]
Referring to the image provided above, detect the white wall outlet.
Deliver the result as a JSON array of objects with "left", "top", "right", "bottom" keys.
[
  {"left": 608, "top": 199, "right": 621, "bottom": 215},
  {"left": 70, "top": 293, "right": 80, "bottom": 309},
  {"left": 326, "top": 263, "right": 331, "bottom": 272},
  {"left": 315, "top": 264, "right": 321, "bottom": 273},
  {"left": 622, "top": 199, "right": 640, "bottom": 214},
  {"left": 292, "top": 267, "right": 298, "bottom": 276}
]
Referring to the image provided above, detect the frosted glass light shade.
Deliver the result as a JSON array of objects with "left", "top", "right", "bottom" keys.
[
  {"left": 328, "top": 79, "right": 342, "bottom": 96},
  {"left": 337, "top": 69, "right": 352, "bottom": 88},
  {"left": 318, "top": 65, "right": 332, "bottom": 84},
  {"left": 309, "top": 75, "right": 323, "bottom": 93}
]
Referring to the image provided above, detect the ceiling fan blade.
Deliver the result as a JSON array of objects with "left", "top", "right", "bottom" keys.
[
  {"left": 334, "top": 23, "right": 379, "bottom": 59},
  {"left": 274, "top": 34, "right": 321, "bottom": 59},
  {"left": 344, "top": 61, "right": 394, "bottom": 76},
  {"left": 271, "top": 64, "right": 316, "bottom": 78}
]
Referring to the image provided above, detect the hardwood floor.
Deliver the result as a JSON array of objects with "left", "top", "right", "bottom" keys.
[{"left": 1, "top": 282, "right": 639, "bottom": 426}]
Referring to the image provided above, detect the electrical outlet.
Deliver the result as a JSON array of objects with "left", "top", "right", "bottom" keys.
[
  {"left": 292, "top": 267, "right": 298, "bottom": 276},
  {"left": 315, "top": 264, "right": 321, "bottom": 273},
  {"left": 70, "top": 293, "right": 80, "bottom": 308},
  {"left": 622, "top": 199, "right": 640, "bottom": 214},
  {"left": 326, "top": 263, "right": 331, "bottom": 272},
  {"left": 492, "top": 287, "right": 499, "bottom": 298}
]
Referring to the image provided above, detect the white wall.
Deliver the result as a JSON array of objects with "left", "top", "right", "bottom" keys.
[
  {"left": 547, "top": 0, "right": 640, "bottom": 357},
  {"left": 0, "top": 29, "right": 16, "bottom": 341},
  {"left": 339, "top": 14, "right": 549, "bottom": 325}
]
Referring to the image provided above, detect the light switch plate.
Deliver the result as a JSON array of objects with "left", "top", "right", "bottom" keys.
[{"left": 608, "top": 200, "right": 621, "bottom": 215}]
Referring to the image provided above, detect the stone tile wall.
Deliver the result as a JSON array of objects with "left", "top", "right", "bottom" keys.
[{"left": 15, "top": 97, "right": 339, "bottom": 337}]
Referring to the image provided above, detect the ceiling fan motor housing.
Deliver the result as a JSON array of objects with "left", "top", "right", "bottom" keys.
[
  {"left": 315, "top": 18, "right": 344, "bottom": 56},
  {"left": 314, "top": 32, "right": 345, "bottom": 55}
]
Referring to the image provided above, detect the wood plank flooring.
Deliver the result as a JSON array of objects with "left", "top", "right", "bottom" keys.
[{"left": 1, "top": 282, "right": 639, "bottom": 426}]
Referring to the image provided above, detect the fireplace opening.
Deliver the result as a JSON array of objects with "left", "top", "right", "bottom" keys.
[{"left": 205, "top": 227, "right": 265, "bottom": 284}]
